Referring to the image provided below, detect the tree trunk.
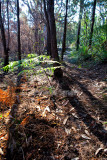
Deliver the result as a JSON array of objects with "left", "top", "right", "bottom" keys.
[
  {"left": 43, "top": 0, "right": 51, "bottom": 56},
  {"left": 85, "top": 21, "right": 88, "bottom": 46},
  {"left": 84, "top": 9, "right": 88, "bottom": 46},
  {"left": 76, "top": 0, "right": 84, "bottom": 51},
  {"left": 47, "top": 28, "right": 51, "bottom": 55},
  {"left": 17, "top": 0, "right": 21, "bottom": 61},
  {"left": 47, "top": 0, "right": 59, "bottom": 61},
  {"left": 46, "top": 0, "right": 62, "bottom": 80},
  {"left": 0, "top": 1, "right": 9, "bottom": 67},
  {"left": 89, "top": 0, "right": 97, "bottom": 48},
  {"left": 7, "top": 0, "right": 10, "bottom": 51},
  {"left": 61, "top": 0, "right": 68, "bottom": 60}
]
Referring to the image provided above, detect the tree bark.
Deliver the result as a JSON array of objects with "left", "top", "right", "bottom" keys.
[
  {"left": 76, "top": 0, "right": 84, "bottom": 51},
  {"left": 0, "top": 1, "right": 9, "bottom": 67},
  {"left": 46, "top": 0, "right": 62, "bottom": 80},
  {"left": 7, "top": 0, "right": 10, "bottom": 50},
  {"left": 47, "top": 0, "right": 59, "bottom": 60},
  {"left": 89, "top": 0, "right": 97, "bottom": 48},
  {"left": 61, "top": 0, "right": 68, "bottom": 60},
  {"left": 43, "top": 0, "right": 51, "bottom": 56},
  {"left": 17, "top": 0, "right": 21, "bottom": 61}
]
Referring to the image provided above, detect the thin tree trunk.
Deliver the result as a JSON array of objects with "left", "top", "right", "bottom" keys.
[
  {"left": 61, "top": 0, "right": 68, "bottom": 60},
  {"left": 0, "top": 1, "right": 9, "bottom": 67},
  {"left": 7, "top": 0, "right": 10, "bottom": 50},
  {"left": 86, "top": 22, "right": 88, "bottom": 46},
  {"left": 43, "top": 0, "right": 51, "bottom": 56},
  {"left": 16, "top": 0, "right": 22, "bottom": 88},
  {"left": 47, "top": 0, "right": 59, "bottom": 61},
  {"left": 84, "top": 10, "right": 88, "bottom": 46},
  {"left": 17, "top": 0, "right": 21, "bottom": 61},
  {"left": 76, "top": 0, "right": 84, "bottom": 51},
  {"left": 106, "top": 17, "right": 107, "bottom": 41},
  {"left": 89, "top": 0, "right": 97, "bottom": 48}
]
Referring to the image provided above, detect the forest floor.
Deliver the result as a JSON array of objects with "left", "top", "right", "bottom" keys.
[{"left": 0, "top": 58, "right": 107, "bottom": 160}]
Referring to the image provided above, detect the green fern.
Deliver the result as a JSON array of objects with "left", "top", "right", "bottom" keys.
[{"left": 3, "top": 54, "right": 62, "bottom": 77}]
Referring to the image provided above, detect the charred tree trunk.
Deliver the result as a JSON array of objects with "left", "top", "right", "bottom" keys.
[
  {"left": 7, "top": 0, "right": 10, "bottom": 51},
  {"left": 47, "top": 29, "right": 51, "bottom": 55},
  {"left": 89, "top": 0, "right": 97, "bottom": 48},
  {"left": 16, "top": 0, "right": 22, "bottom": 88},
  {"left": 47, "top": 0, "right": 59, "bottom": 61},
  {"left": 61, "top": 0, "right": 68, "bottom": 60},
  {"left": 76, "top": 0, "right": 84, "bottom": 51},
  {"left": 43, "top": 0, "right": 51, "bottom": 56},
  {"left": 17, "top": 0, "right": 21, "bottom": 61},
  {"left": 34, "top": 27, "right": 39, "bottom": 54},
  {"left": 46, "top": 0, "right": 62, "bottom": 80},
  {"left": 0, "top": 1, "right": 9, "bottom": 67}
]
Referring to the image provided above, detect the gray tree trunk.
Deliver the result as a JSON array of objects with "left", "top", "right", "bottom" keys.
[
  {"left": 89, "top": 0, "right": 97, "bottom": 47},
  {"left": 76, "top": 0, "right": 84, "bottom": 51},
  {"left": 61, "top": 0, "right": 68, "bottom": 60}
]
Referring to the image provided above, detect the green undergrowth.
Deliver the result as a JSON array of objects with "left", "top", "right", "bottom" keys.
[
  {"left": 2, "top": 53, "right": 62, "bottom": 76},
  {"left": 66, "top": 44, "right": 107, "bottom": 68}
]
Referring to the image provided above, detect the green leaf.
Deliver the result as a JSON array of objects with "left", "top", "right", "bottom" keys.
[
  {"left": 0, "top": 114, "right": 2, "bottom": 118},
  {"left": 78, "top": 64, "right": 82, "bottom": 68},
  {"left": 103, "top": 122, "right": 107, "bottom": 124}
]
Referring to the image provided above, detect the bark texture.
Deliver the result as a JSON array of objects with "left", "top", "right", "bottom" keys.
[
  {"left": 0, "top": 1, "right": 9, "bottom": 67},
  {"left": 47, "top": 0, "right": 59, "bottom": 60},
  {"left": 89, "top": 0, "right": 97, "bottom": 47},
  {"left": 61, "top": 0, "right": 68, "bottom": 60},
  {"left": 76, "top": 0, "right": 84, "bottom": 51},
  {"left": 17, "top": 0, "right": 21, "bottom": 60},
  {"left": 43, "top": 0, "right": 51, "bottom": 56}
]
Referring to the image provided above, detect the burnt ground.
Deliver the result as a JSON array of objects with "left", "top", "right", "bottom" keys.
[{"left": 0, "top": 61, "right": 107, "bottom": 160}]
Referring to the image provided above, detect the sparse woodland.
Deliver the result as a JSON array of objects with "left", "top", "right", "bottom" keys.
[{"left": 0, "top": 0, "right": 107, "bottom": 160}]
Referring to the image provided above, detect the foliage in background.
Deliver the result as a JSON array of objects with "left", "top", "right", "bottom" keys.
[{"left": 69, "top": 18, "right": 107, "bottom": 64}]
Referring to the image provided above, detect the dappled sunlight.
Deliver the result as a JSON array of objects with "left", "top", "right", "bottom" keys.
[{"left": 0, "top": 0, "right": 106, "bottom": 159}]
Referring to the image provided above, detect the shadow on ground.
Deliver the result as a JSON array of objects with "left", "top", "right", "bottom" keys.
[
  {"left": 64, "top": 63, "right": 107, "bottom": 81},
  {"left": 5, "top": 66, "right": 56, "bottom": 160},
  {"left": 58, "top": 72, "right": 107, "bottom": 146}
]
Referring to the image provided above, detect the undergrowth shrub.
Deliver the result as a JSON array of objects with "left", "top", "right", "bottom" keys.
[
  {"left": 69, "top": 42, "right": 107, "bottom": 65},
  {"left": 69, "top": 23, "right": 107, "bottom": 64},
  {"left": 3, "top": 54, "right": 62, "bottom": 76}
]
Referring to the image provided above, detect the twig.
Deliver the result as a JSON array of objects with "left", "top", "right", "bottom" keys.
[{"left": 21, "top": 147, "right": 25, "bottom": 160}]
